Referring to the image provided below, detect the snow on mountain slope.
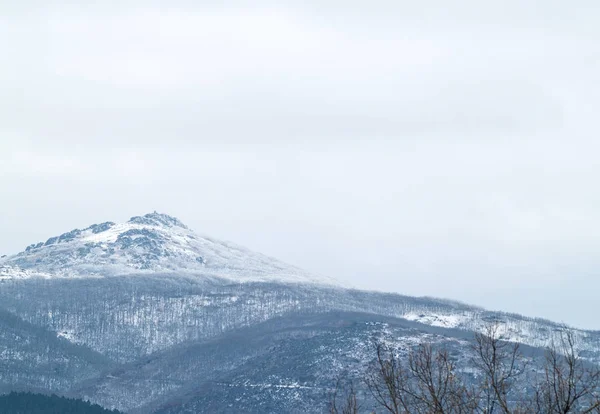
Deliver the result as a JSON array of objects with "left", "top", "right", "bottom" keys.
[
  {"left": 1, "top": 213, "right": 599, "bottom": 413},
  {"left": 0, "top": 212, "right": 337, "bottom": 286},
  {"left": 1, "top": 212, "right": 596, "bottom": 362},
  {"left": 398, "top": 308, "right": 600, "bottom": 359}
]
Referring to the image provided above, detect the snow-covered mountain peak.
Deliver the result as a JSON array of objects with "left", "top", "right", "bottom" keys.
[
  {"left": 127, "top": 211, "right": 188, "bottom": 229},
  {"left": 0, "top": 212, "right": 337, "bottom": 286}
]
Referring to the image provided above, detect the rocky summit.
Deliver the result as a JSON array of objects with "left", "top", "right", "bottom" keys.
[{"left": 0, "top": 212, "right": 335, "bottom": 285}]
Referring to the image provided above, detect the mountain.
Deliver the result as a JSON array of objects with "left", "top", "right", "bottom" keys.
[
  {"left": 0, "top": 211, "right": 336, "bottom": 285},
  {"left": 0, "top": 212, "right": 598, "bottom": 413}
]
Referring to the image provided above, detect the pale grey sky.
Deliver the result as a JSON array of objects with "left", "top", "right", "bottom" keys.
[{"left": 1, "top": 1, "right": 600, "bottom": 329}]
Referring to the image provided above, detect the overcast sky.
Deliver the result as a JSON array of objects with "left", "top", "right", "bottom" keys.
[{"left": 1, "top": 1, "right": 600, "bottom": 329}]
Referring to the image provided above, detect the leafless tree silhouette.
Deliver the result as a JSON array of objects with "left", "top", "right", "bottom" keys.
[
  {"left": 332, "top": 323, "right": 599, "bottom": 414},
  {"left": 330, "top": 378, "right": 361, "bottom": 414},
  {"left": 472, "top": 323, "right": 527, "bottom": 413},
  {"left": 533, "top": 327, "right": 600, "bottom": 414}
]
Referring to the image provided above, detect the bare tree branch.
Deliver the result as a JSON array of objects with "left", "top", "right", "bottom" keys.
[
  {"left": 534, "top": 327, "right": 600, "bottom": 414},
  {"left": 329, "top": 378, "right": 360, "bottom": 414}
]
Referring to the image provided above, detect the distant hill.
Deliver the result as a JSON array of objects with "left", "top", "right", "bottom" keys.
[
  {"left": 0, "top": 392, "right": 121, "bottom": 414},
  {"left": 0, "top": 212, "right": 598, "bottom": 412}
]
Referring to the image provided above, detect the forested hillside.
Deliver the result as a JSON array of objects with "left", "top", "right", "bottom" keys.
[
  {"left": 0, "top": 213, "right": 598, "bottom": 413},
  {"left": 0, "top": 392, "right": 122, "bottom": 414}
]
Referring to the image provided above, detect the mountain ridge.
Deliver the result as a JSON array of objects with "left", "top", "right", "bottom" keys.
[
  {"left": 0, "top": 212, "right": 338, "bottom": 286},
  {"left": 0, "top": 212, "right": 598, "bottom": 413}
]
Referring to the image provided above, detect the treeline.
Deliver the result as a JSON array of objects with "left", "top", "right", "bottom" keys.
[
  {"left": 330, "top": 324, "right": 600, "bottom": 413},
  {"left": 0, "top": 392, "right": 122, "bottom": 414}
]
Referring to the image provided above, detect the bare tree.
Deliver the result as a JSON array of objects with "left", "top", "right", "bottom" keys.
[
  {"left": 472, "top": 323, "right": 526, "bottom": 414},
  {"left": 533, "top": 327, "right": 600, "bottom": 414},
  {"left": 330, "top": 378, "right": 361, "bottom": 414},
  {"left": 365, "top": 341, "right": 477, "bottom": 414},
  {"left": 337, "top": 324, "right": 599, "bottom": 414},
  {"left": 365, "top": 342, "right": 412, "bottom": 414},
  {"left": 407, "top": 343, "right": 477, "bottom": 414}
]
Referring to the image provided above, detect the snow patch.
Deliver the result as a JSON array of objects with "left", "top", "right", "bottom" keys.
[{"left": 402, "top": 311, "right": 467, "bottom": 328}]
